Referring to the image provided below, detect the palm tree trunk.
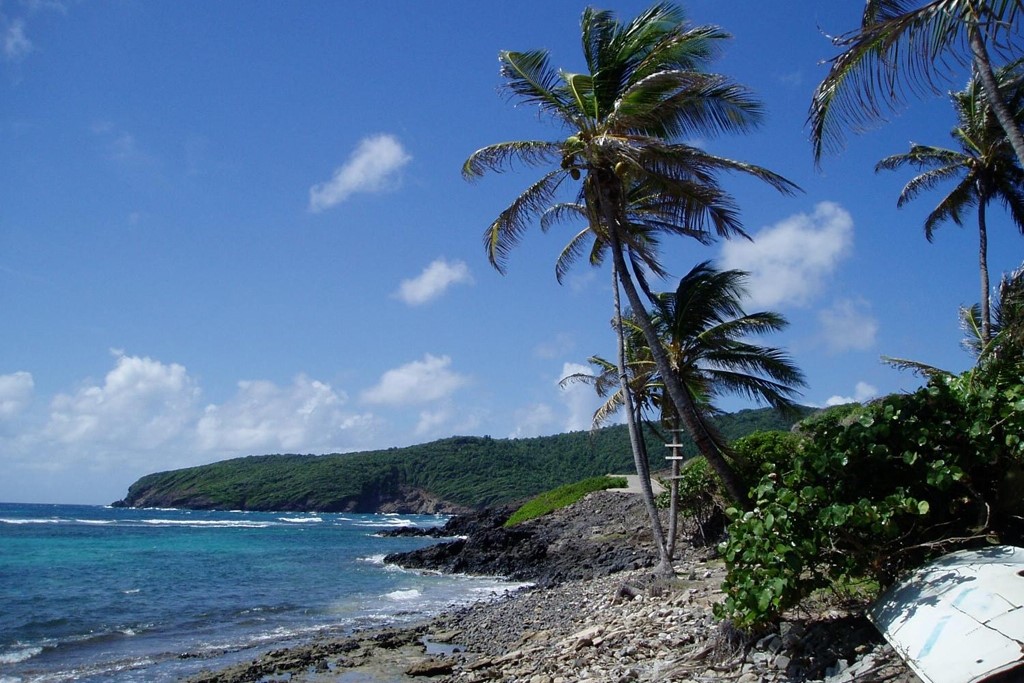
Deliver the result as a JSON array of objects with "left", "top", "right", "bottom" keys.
[
  {"left": 611, "top": 263, "right": 673, "bottom": 577},
  {"left": 979, "top": 199, "right": 991, "bottom": 343},
  {"left": 606, "top": 224, "right": 749, "bottom": 508},
  {"left": 968, "top": 21, "right": 1024, "bottom": 170},
  {"left": 666, "top": 424, "right": 681, "bottom": 561}
]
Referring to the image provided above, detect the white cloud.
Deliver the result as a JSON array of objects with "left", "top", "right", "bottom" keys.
[
  {"left": 819, "top": 298, "right": 879, "bottom": 352},
  {"left": 558, "top": 362, "right": 599, "bottom": 432},
  {"left": 43, "top": 352, "right": 199, "bottom": 450},
  {"left": 361, "top": 354, "right": 468, "bottom": 406},
  {"left": 0, "top": 371, "right": 34, "bottom": 419},
  {"left": 825, "top": 381, "right": 879, "bottom": 406},
  {"left": 196, "top": 375, "right": 369, "bottom": 453},
  {"left": 415, "top": 407, "right": 451, "bottom": 436},
  {"left": 0, "top": 353, "right": 387, "bottom": 503},
  {"left": 43, "top": 356, "right": 369, "bottom": 457},
  {"left": 308, "top": 134, "right": 412, "bottom": 212},
  {"left": 511, "top": 403, "right": 557, "bottom": 438},
  {"left": 3, "top": 18, "right": 31, "bottom": 61},
  {"left": 396, "top": 258, "right": 473, "bottom": 305},
  {"left": 720, "top": 202, "right": 853, "bottom": 308}
]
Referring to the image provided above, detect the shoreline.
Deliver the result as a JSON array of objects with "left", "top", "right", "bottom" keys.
[
  {"left": 186, "top": 552, "right": 919, "bottom": 683},
  {"left": 186, "top": 492, "right": 922, "bottom": 682}
]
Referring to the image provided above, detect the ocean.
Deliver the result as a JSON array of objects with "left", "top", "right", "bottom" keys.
[{"left": 0, "top": 502, "right": 524, "bottom": 682}]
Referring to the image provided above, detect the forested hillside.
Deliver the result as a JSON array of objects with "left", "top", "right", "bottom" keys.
[{"left": 115, "top": 406, "right": 811, "bottom": 512}]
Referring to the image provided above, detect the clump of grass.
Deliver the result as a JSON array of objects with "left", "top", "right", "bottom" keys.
[{"left": 504, "top": 475, "right": 628, "bottom": 527}]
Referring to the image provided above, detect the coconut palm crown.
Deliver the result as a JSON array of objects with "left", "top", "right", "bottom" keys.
[
  {"left": 876, "top": 60, "right": 1024, "bottom": 342},
  {"left": 810, "top": 0, "right": 1024, "bottom": 167},
  {"left": 463, "top": 3, "right": 799, "bottom": 508}
]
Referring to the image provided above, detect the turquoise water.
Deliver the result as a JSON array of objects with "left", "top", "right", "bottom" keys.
[{"left": 0, "top": 503, "right": 520, "bottom": 682}]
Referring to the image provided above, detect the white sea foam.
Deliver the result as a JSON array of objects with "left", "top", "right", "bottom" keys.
[
  {"left": 0, "top": 518, "right": 60, "bottom": 525},
  {"left": 139, "top": 519, "right": 271, "bottom": 528},
  {"left": 0, "top": 646, "right": 42, "bottom": 664},
  {"left": 357, "top": 554, "right": 387, "bottom": 565},
  {"left": 74, "top": 519, "right": 117, "bottom": 525},
  {"left": 277, "top": 516, "right": 323, "bottom": 524},
  {"left": 384, "top": 589, "right": 421, "bottom": 601},
  {"left": 353, "top": 516, "right": 413, "bottom": 528}
]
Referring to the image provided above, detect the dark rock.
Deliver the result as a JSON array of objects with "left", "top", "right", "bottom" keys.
[
  {"left": 406, "top": 656, "right": 456, "bottom": 676},
  {"left": 384, "top": 491, "right": 658, "bottom": 587}
]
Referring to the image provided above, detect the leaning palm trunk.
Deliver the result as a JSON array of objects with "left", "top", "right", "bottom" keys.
[
  {"left": 608, "top": 228, "right": 749, "bottom": 507},
  {"left": 612, "top": 263, "right": 673, "bottom": 577},
  {"left": 666, "top": 425, "right": 682, "bottom": 561},
  {"left": 978, "top": 200, "right": 992, "bottom": 343},
  {"left": 969, "top": 23, "right": 1024, "bottom": 170}
]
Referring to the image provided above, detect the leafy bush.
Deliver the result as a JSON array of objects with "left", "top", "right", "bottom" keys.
[
  {"left": 504, "top": 476, "right": 628, "bottom": 527},
  {"left": 659, "top": 430, "right": 804, "bottom": 516},
  {"left": 717, "top": 365, "right": 1024, "bottom": 630}
]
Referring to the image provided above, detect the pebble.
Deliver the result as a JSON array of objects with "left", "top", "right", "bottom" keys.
[
  {"left": 426, "top": 553, "right": 922, "bottom": 683},
  {"left": 188, "top": 491, "right": 925, "bottom": 683}
]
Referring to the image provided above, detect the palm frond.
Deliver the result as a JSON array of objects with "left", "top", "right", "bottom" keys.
[
  {"left": 882, "top": 354, "right": 954, "bottom": 378},
  {"left": 614, "top": 71, "right": 765, "bottom": 140},
  {"left": 810, "top": 0, "right": 971, "bottom": 163},
  {"left": 484, "top": 169, "right": 567, "bottom": 273},
  {"left": 463, "top": 140, "right": 563, "bottom": 179},
  {"left": 498, "top": 50, "right": 578, "bottom": 124},
  {"left": 923, "top": 176, "right": 978, "bottom": 238},
  {"left": 555, "top": 227, "right": 596, "bottom": 284},
  {"left": 894, "top": 163, "right": 965, "bottom": 206}
]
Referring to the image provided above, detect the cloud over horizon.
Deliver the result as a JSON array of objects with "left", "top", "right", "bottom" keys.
[
  {"left": 825, "top": 381, "right": 878, "bottom": 406},
  {"left": 196, "top": 375, "right": 373, "bottom": 453},
  {"left": 0, "top": 371, "right": 33, "bottom": 420},
  {"left": 0, "top": 353, "right": 382, "bottom": 503},
  {"left": 360, "top": 353, "right": 468, "bottom": 406},
  {"left": 308, "top": 134, "right": 411, "bottom": 212}
]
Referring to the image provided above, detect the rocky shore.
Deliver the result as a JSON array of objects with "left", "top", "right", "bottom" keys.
[{"left": 188, "top": 491, "right": 920, "bottom": 682}]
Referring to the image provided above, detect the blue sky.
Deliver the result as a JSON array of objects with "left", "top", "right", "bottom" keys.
[{"left": 2, "top": 1, "right": 1021, "bottom": 505}]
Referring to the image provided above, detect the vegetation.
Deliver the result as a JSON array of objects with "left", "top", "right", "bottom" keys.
[
  {"left": 658, "top": 430, "right": 804, "bottom": 539},
  {"left": 464, "top": 4, "right": 798, "bottom": 578},
  {"left": 877, "top": 59, "right": 1024, "bottom": 342},
  {"left": 569, "top": 263, "right": 806, "bottom": 561},
  {"left": 716, "top": 345, "right": 1024, "bottom": 629},
  {"left": 116, "top": 406, "right": 803, "bottom": 512},
  {"left": 809, "top": 0, "right": 1024, "bottom": 168},
  {"left": 504, "top": 475, "right": 628, "bottom": 527}
]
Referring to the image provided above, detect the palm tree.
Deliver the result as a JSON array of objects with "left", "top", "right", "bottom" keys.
[
  {"left": 565, "top": 262, "right": 805, "bottom": 556},
  {"left": 463, "top": 4, "right": 798, "bottom": 510},
  {"left": 650, "top": 262, "right": 804, "bottom": 549},
  {"left": 810, "top": 1, "right": 1024, "bottom": 169},
  {"left": 562, "top": 318, "right": 673, "bottom": 567},
  {"left": 961, "top": 262, "right": 1024, "bottom": 357},
  {"left": 876, "top": 62, "right": 1024, "bottom": 342},
  {"left": 649, "top": 261, "right": 805, "bottom": 457}
]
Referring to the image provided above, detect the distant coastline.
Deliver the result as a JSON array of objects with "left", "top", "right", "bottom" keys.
[{"left": 113, "top": 407, "right": 809, "bottom": 513}]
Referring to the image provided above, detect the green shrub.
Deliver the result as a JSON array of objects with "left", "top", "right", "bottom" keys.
[
  {"left": 717, "top": 366, "right": 1024, "bottom": 630},
  {"left": 660, "top": 431, "right": 804, "bottom": 515},
  {"left": 504, "top": 476, "right": 627, "bottom": 527}
]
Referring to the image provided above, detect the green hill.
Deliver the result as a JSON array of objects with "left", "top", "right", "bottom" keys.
[{"left": 115, "top": 406, "right": 811, "bottom": 512}]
